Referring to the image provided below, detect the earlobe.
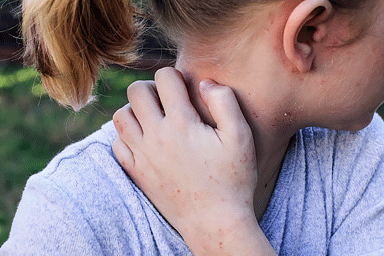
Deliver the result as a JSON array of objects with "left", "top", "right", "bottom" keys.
[{"left": 283, "top": 0, "right": 333, "bottom": 73}]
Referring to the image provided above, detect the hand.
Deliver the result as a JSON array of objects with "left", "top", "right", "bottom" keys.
[{"left": 113, "top": 67, "right": 275, "bottom": 255}]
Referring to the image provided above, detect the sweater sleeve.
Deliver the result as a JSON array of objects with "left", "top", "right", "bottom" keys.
[{"left": 0, "top": 174, "right": 103, "bottom": 256}]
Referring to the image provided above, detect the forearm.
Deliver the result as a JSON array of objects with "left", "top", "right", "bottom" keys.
[{"left": 180, "top": 213, "right": 277, "bottom": 256}]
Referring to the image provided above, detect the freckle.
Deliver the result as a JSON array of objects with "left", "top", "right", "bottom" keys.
[
  {"left": 245, "top": 201, "right": 249, "bottom": 204},
  {"left": 209, "top": 176, "right": 213, "bottom": 179},
  {"left": 234, "top": 171, "right": 238, "bottom": 175},
  {"left": 281, "top": 57, "right": 287, "bottom": 66},
  {"left": 204, "top": 161, "right": 207, "bottom": 165}
]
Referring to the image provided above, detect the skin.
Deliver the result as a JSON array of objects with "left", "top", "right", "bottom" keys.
[{"left": 113, "top": 0, "right": 384, "bottom": 254}]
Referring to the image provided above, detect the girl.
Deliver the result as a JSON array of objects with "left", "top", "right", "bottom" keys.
[
  {"left": 1, "top": 0, "right": 384, "bottom": 255},
  {"left": 113, "top": 0, "right": 384, "bottom": 255}
]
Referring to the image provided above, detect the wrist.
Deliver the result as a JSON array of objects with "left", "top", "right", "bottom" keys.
[{"left": 179, "top": 211, "right": 276, "bottom": 255}]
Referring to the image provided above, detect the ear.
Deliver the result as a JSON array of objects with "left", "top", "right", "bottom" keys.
[{"left": 283, "top": 0, "right": 333, "bottom": 73}]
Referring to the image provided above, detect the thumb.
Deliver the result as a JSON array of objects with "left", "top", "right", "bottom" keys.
[{"left": 199, "top": 79, "right": 251, "bottom": 140}]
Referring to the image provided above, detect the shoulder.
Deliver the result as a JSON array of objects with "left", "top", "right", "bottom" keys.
[
  {"left": 300, "top": 113, "right": 384, "bottom": 168},
  {"left": 40, "top": 120, "right": 118, "bottom": 177},
  {"left": 2, "top": 121, "right": 189, "bottom": 255},
  {"left": 24, "top": 121, "right": 128, "bottom": 208},
  {"left": 300, "top": 114, "right": 384, "bottom": 254},
  {"left": 23, "top": 120, "right": 147, "bottom": 229},
  {"left": 298, "top": 114, "right": 384, "bottom": 205}
]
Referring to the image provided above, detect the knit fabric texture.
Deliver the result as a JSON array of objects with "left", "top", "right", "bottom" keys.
[{"left": 2, "top": 114, "right": 384, "bottom": 255}]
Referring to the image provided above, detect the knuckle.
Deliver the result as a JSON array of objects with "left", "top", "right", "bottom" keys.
[
  {"left": 113, "top": 105, "right": 133, "bottom": 137},
  {"left": 113, "top": 104, "right": 130, "bottom": 123},
  {"left": 113, "top": 108, "right": 124, "bottom": 126},
  {"left": 230, "top": 121, "right": 253, "bottom": 144},
  {"left": 154, "top": 67, "right": 175, "bottom": 80},
  {"left": 237, "top": 123, "right": 253, "bottom": 143},
  {"left": 127, "top": 80, "right": 149, "bottom": 99},
  {"left": 155, "top": 67, "right": 183, "bottom": 85}
]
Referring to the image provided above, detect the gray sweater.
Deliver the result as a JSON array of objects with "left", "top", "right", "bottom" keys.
[{"left": 2, "top": 115, "right": 384, "bottom": 255}]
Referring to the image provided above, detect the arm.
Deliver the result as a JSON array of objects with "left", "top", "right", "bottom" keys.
[{"left": 113, "top": 67, "right": 276, "bottom": 255}]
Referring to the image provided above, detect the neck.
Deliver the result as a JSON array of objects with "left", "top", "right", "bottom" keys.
[
  {"left": 176, "top": 64, "right": 300, "bottom": 220},
  {"left": 248, "top": 116, "right": 298, "bottom": 221}
]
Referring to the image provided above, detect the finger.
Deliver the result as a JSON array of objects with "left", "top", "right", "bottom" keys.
[
  {"left": 113, "top": 104, "right": 143, "bottom": 144},
  {"left": 112, "top": 135, "right": 135, "bottom": 172},
  {"left": 199, "top": 79, "right": 251, "bottom": 140},
  {"left": 155, "top": 67, "right": 199, "bottom": 119},
  {"left": 127, "top": 81, "right": 164, "bottom": 131}
]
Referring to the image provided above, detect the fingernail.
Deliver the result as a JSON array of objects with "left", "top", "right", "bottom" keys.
[{"left": 199, "top": 79, "right": 216, "bottom": 92}]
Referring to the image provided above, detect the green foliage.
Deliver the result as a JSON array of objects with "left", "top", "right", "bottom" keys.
[
  {"left": 378, "top": 105, "right": 384, "bottom": 118},
  {"left": 0, "top": 63, "right": 153, "bottom": 246}
]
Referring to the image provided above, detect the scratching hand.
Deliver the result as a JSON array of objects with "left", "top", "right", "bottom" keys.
[{"left": 113, "top": 67, "right": 259, "bottom": 254}]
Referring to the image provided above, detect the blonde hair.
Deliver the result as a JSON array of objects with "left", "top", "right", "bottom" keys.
[
  {"left": 22, "top": 0, "right": 141, "bottom": 111},
  {"left": 150, "top": 0, "right": 373, "bottom": 48}
]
